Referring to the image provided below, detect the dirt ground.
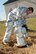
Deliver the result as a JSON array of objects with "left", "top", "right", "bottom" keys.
[{"left": 0, "top": 32, "right": 36, "bottom": 54}]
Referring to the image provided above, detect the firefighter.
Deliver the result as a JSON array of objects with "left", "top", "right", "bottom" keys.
[{"left": 2, "top": 7, "right": 33, "bottom": 47}]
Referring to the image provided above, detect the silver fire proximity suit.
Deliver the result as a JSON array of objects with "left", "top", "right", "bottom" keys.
[{"left": 3, "top": 7, "right": 28, "bottom": 46}]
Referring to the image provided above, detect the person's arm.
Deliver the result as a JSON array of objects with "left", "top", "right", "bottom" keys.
[
  {"left": 18, "top": 7, "right": 28, "bottom": 19},
  {"left": 5, "top": 11, "right": 15, "bottom": 27},
  {"left": 5, "top": 12, "right": 12, "bottom": 26}
]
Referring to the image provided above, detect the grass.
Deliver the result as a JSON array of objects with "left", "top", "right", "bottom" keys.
[
  {"left": 0, "top": 23, "right": 6, "bottom": 36},
  {"left": 27, "top": 18, "right": 36, "bottom": 30},
  {"left": 0, "top": 18, "right": 36, "bottom": 36}
]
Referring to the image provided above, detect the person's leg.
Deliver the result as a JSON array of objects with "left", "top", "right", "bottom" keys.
[
  {"left": 3, "top": 22, "right": 14, "bottom": 44},
  {"left": 22, "top": 27, "right": 29, "bottom": 47},
  {"left": 15, "top": 27, "right": 28, "bottom": 47},
  {"left": 15, "top": 35, "right": 27, "bottom": 46}
]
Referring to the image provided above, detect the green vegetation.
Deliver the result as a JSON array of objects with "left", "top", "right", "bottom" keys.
[
  {"left": 0, "top": 18, "right": 36, "bottom": 36},
  {"left": 27, "top": 18, "right": 36, "bottom": 30},
  {"left": 0, "top": 23, "right": 6, "bottom": 36}
]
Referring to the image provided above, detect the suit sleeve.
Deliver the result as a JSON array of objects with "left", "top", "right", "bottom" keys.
[{"left": 5, "top": 12, "right": 15, "bottom": 26}]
